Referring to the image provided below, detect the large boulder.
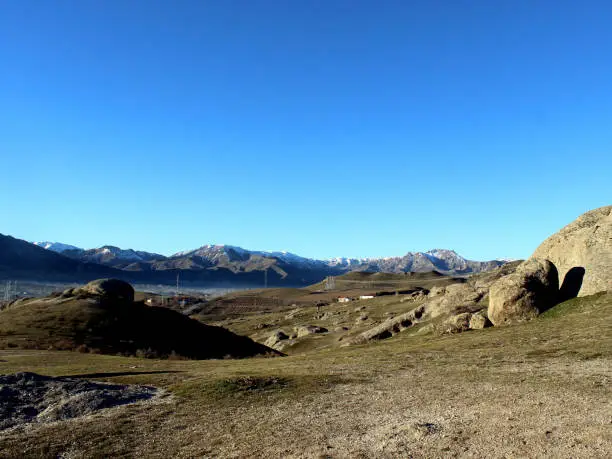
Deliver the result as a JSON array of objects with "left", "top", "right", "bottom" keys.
[
  {"left": 531, "top": 205, "right": 611, "bottom": 297},
  {"left": 488, "top": 258, "right": 559, "bottom": 326},
  {"left": 78, "top": 279, "right": 135, "bottom": 303}
]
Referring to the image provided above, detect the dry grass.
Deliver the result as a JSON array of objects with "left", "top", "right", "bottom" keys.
[{"left": 0, "top": 291, "right": 610, "bottom": 457}]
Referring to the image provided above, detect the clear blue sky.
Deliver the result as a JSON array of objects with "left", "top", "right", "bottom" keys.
[{"left": 1, "top": 1, "right": 610, "bottom": 261}]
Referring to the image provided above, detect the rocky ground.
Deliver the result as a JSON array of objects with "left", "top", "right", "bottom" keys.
[
  {"left": 0, "top": 372, "right": 159, "bottom": 431},
  {"left": 0, "top": 291, "right": 609, "bottom": 458}
]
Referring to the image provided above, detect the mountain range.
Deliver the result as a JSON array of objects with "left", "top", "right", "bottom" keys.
[{"left": 14, "top": 239, "right": 509, "bottom": 286}]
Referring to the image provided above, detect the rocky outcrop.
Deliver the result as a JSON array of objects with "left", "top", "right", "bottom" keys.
[
  {"left": 488, "top": 258, "right": 559, "bottom": 325},
  {"left": 0, "top": 372, "right": 157, "bottom": 431},
  {"left": 294, "top": 325, "right": 328, "bottom": 338},
  {"left": 441, "top": 310, "right": 491, "bottom": 334},
  {"left": 441, "top": 313, "right": 472, "bottom": 334},
  {"left": 265, "top": 330, "right": 289, "bottom": 348},
  {"left": 424, "top": 283, "right": 484, "bottom": 318},
  {"left": 468, "top": 311, "right": 490, "bottom": 329},
  {"left": 77, "top": 278, "right": 135, "bottom": 303},
  {"left": 531, "top": 205, "right": 611, "bottom": 297},
  {"left": 346, "top": 305, "right": 426, "bottom": 345}
]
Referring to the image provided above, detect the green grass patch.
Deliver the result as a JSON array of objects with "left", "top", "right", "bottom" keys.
[{"left": 540, "top": 291, "right": 608, "bottom": 319}]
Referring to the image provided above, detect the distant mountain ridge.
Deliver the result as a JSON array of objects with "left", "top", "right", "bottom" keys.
[
  {"left": 33, "top": 241, "right": 506, "bottom": 278},
  {"left": 33, "top": 242, "right": 81, "bottom": 252}
]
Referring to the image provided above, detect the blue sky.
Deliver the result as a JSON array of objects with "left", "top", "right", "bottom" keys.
[{"left": 0, "top": 0, "right": 610, "bottom": 261}]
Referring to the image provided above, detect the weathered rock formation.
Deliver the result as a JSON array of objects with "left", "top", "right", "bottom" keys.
[
  {"left": 294, "top": 325, "right": 328, "bottom": 338},
  {"left": 488, "top": 258, "right": 559, "bottom": 325},
  {"left": 265, "top": 330, "right": 289, "bottom": 348},
  {"left": 468, "top": 311, "right": 490, "bottom": 329},
  {"left": 77, "top": 278, "right": 135, "bottom": 303},
  {"left": 346, "top": 305, "right": 426, "bottom": 345},
  {"left": 531, "top": 205, "right": 611, "bottom": 297}
]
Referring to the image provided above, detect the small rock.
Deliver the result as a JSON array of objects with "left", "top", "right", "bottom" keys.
[
  {"left": 265, "top": 330, "right": 289, "bottom": 347},
  {"left": 442, "top": 313, "right": 472, "bottom": 334},
  {"left": 469, "top": 311, "right": 491, "bottom": 329},
  {"left": 294, "top": 325, "right": 328, "bottom": 338}
]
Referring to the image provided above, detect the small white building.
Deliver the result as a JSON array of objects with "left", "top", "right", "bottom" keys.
[
  {"left": 337, "top": 297, "right": 351, "bottom": 303},
  {"left": 359, "top": 295, "right": 375, "bottom": 300}
]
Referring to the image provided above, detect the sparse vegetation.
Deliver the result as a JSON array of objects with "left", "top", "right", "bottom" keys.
[
  {"left": 0, "top": 285, "right": 279, "bottom": 360},
  {"left": 0, "top": 285, "right": 609, "bottom": 457}
]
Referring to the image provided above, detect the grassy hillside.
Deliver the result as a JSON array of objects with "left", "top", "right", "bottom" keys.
[
  {"left": 197, "top": 270, "right": 469, "bottom": 322},
  {"left": 0, "top": 293, "right": 278, "bottom": 360},
  {"left": 0, "top": 291, "right": 609, "bottom": 457}
]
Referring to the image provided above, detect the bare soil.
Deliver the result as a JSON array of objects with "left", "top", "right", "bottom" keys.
[{"left": 0, "top": 291, "right": 609, "bottom": 458}]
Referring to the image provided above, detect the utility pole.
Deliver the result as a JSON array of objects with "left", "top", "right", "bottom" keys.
[
  {"left": 4, "top": 280, "right": 14, "bottom": 302},
  {"left": 264, "top": 269, "right": 268, "bottom": 288},
  {"left": 176, "top": 272, "right": 180, "bottom": 297}
]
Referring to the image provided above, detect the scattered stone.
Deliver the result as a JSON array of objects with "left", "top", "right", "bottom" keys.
[
  {"left": 441, "top": 312, "right": 472, "bottom": 334},
  {"left": 294, "top": 325, "right": 328, "bottom": 338},
  {"left": 488, "top": 258, "right": 559, "bottom": 326},
  {"left": 265, "top": 330, "right": 289, "bottom": 347},
  {"left": 284, "top": 309, "right": 301, "bottom": 319},
  {"left": 469, "top": 311, "right": 491, "bottom": 329},
  {"left": 347, "top": 306, "right": 425, "bottom": 344},
  {"left": 314, "top": 311, "right": 336, "bottom": 320}
]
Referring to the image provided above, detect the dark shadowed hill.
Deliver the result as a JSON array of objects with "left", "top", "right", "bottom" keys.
[
  {"left": 0, "top": 234, "right": 125, "bottom": 282},
  {"left": 0, "top": 279, "right": 280, "bottom": 359},
  {"left": 0, "top": 234, "right": 314, "bottom": 287}
]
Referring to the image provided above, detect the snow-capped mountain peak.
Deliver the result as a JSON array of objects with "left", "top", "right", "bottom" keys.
[
  {"left": 33, "top": 242, "right": 82, "bottom": 253},
  {"left": 33, "top": 239, "right": 506, "bottom": 276}
]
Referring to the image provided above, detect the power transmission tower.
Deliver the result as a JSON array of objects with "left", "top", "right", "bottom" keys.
[
  {"left": 176, "top": 272, "right": 180, "bottom": 297},
  {"left": 264, "top": 269, "right": 268, "bottom": 288},
  {"left": 4, "top": 280, "right": 14, "bottom": 302},
  {"left": 325, "top": 276, "right": 336, "bottom": 290}
]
